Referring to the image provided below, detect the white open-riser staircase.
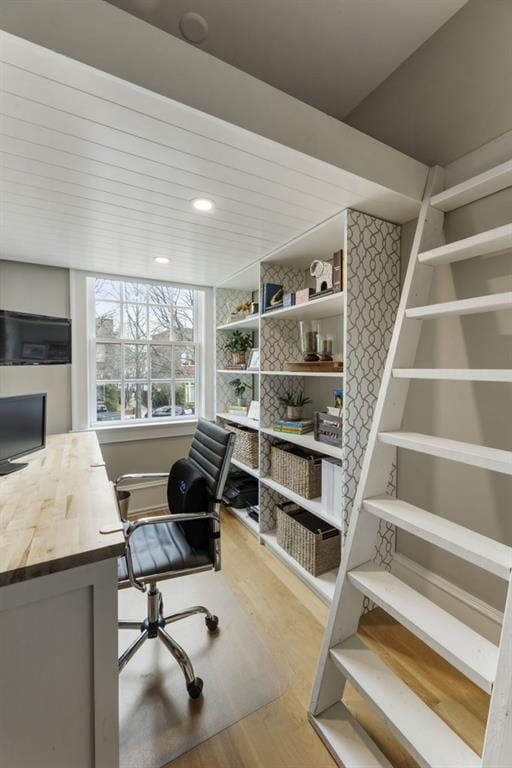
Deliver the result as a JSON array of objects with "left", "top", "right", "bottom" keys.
[{"left": 308, "top": 161, "right": 512, "bottom": 768}]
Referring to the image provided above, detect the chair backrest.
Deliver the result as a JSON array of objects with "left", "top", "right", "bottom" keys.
[{"left": 188, "top": 418, "right": 234, "bottom": 502}]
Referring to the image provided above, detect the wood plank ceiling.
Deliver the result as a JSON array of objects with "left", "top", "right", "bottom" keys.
[{"left": 0, "top": 31, "right": 420, "bottom": 286}]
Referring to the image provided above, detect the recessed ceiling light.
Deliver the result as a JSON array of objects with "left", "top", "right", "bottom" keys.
[
  {"left": 192, "top": 197, "right": 214, "bottom": 212},
  {"left": 154, "top": 256, "right": 170, "bottom": 264}
]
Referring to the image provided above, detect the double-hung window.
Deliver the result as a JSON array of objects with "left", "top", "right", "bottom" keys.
[{"left": 90, "top": 277, "right": 202, "bottom": 426}]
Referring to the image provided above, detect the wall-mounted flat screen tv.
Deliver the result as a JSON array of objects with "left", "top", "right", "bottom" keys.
[{"left": 0, "top": 310, "right": 72, "bottom": 365}]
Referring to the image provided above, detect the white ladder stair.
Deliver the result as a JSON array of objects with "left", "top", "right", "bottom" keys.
[{"left": 309, "top": 162, "right": 512, "bottom": 767}]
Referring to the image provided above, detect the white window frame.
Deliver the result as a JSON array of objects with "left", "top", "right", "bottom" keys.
[{"left": 70, "top": 270, "right": 214, "bottom": 443}]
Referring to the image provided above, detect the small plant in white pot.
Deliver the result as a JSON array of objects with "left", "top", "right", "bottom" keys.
[
  {"left": 279, "top": 391, "right": 312, "bottom": 421},
  {"left": 229, "top": 378, "right": 250, "bottom": 410}
]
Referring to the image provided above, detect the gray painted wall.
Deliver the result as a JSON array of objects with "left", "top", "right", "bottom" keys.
[
  {"left": 344, "top": 0, "right": 512, "bottom": 608},
  {"left": 346, "top": 0, "right": 512, "bottom": 167},
  {"left": 0, "top": 260, "right": 192, "bottom": 484}
]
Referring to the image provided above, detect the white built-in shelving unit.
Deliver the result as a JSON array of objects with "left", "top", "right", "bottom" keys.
[{"left": 215, "top": 211, "right": 401, "bottom": 604}]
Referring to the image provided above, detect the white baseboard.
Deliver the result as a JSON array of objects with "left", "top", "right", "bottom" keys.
[
  {"left": 391, "top": 553, "right": 503, "bottom": 644},
  {"left": 122, "top": 479, "right": 167, "bottom": 515}
]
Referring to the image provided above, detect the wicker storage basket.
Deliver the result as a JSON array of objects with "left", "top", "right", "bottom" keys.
[
  {"left": 270, "top": 443, "right": 321, "bottom": 499},
  {"left": 314, "top": 411, "right": 343, "bottom": 447},
  {"left": 276, "top": 502, "right": 341, "bottom": 576},
  {"left": 224, "top": 422, "right": 259, "bottom": 468}
]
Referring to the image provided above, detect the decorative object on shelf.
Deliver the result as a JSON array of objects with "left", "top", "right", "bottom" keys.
[
  {"left": 247, "top": 400, "right": 260, "bottom": 421},
  {"left": 272, "top": 418, "right": 314, "bottom": 435},
  {"left": 224, "top": 423, "right": 259, "bottom": 468},
  {"left": 318, "top": 333, "right": 334, "bottom": 362},
  {"left": 246, "top": 348, "right": 260, "bottom": 372},
  {"left": 276, "top": 502, "right": 341, "bottom": 576},
  {"left": 299, "top": 320, "right": 320, "bottom": 362},
  {"left": 270, "top": 443, "right": 321, "bottom": 499},
  {"left": 314, "top": 411, "right": 343, "bottom": 447},
  {"left": 250, "top": 301, "right": 259, "bottom": 315},
  {"left": 285, "top": 360, "right": 344, "bottom": 373},
  {"left": 283, "top": 291, "right": 295, "bottom": 308},
  {"left": 262, "top": 283, "right": 284, "bottom": 313},
  {"left": 278, "top": 390, "right": 312, "bottom": 421},
  {"left": 328, "top": 387, "right": 344, "bottom": 415},
  {"left": 310, "top": 259, "right": 333, "bottom": 294},
  {"left": 224, "top": 330, "right": 253, "bottom": 366},
  {"left": 228, "top": 377, "right": 250, "bottom": 412},
  {"left": 295, "top": 287, "right": 314, "bottom": 305},
  {"left": 332, "top": 250, "right": 343, "bottom": 293},
  {"left": 231, "top": 299, "right": 252, "bottom": 319}
]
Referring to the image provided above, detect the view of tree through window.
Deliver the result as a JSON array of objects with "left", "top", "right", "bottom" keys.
[{"left": 93, "top": 278, "right": 199, "bottom": 423}]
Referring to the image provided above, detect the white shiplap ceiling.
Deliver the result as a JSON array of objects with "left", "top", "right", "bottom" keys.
[{"left": 0, "top": 31, "right": 422, "bottom": 286}]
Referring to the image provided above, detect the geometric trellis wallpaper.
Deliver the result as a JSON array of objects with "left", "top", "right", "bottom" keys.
[{"left": 342, "top": 209, "right": 401, "bottom": 571}]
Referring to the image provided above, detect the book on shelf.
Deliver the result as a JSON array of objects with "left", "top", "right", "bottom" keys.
[
  {"left": 272, "top": 418, "right": 314, "bottom": 435},
  {"left": 224, "top": 364, "right": 247, "bottom": 370}
]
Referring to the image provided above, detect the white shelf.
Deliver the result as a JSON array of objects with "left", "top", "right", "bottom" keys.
[
  {"left": 261, "top": 291, "right": 344, "bottom": 322},
  {"left": 393, "top": 368, "right": 512, "bottom": 382},
  {"left": 216, "top": 369, "right": 260, "bottom": 375},
  {"left": 260, "top": 475, "right": 342, "bottom": 530},
  {"left": 260, "top": 530, "right": 337, "bottom": 604},
  {"left": 261, "top": 370, "right": 343, "bottom": 378},
  {"left": 225, "top": 505, "right": 259, "bottom": 538},
  {"left": 216, "top": 412, "right": 260, "bottom": 430},
  {"left": 216, "top": 314, "right": 260, "bottom": 331},
  {"left": 231, "top": 457, "right": 260, "bottom": 478},
  {"left": 260, "top": 426, "right": 342, "bottom": 460}
]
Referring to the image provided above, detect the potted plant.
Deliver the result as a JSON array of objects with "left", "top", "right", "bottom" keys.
[
  {"left": 279, "top": 391, "right": 312, "bottom": 421},
  {"left": 229, "top": 378, "right": 250, "bottom": 410},
  {"left": 224, "top": 330, "right": 253, "bottom": 366}
]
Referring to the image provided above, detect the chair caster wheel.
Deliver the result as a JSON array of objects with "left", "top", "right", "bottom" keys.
[
  {"left": 205, "top": 615, "right": 219, "bottom": 632},
  {"left": 187, "top": 677, "right": 203, "bottom": 699}
]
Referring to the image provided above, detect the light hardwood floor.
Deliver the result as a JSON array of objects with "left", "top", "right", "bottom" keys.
[{"left": 167, "top": 510, "right": 489, "bottom": 768}]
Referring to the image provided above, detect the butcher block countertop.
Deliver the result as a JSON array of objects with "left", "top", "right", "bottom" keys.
[{"left": 0, "top": 432, "right": 124, "bottom": 587}]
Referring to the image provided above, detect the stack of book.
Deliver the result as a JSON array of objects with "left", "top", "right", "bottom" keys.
[{"left": 272, "top": 418, "right": 314, "bottom": 435}]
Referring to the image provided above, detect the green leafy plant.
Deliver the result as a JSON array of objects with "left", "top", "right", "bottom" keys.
[
  {"left": 278, "top": 391, "right": 312, "bottom": 408},
  {"left": 224, "top": 330, "right": 253, "bottom": 354},
  {"left": 229, "top": 378, "right": 250, "bottom": 399}
]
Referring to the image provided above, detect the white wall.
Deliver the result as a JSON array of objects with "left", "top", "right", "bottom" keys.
[{"left": 346, "top": 0, "right": 512, "bottom": 167}]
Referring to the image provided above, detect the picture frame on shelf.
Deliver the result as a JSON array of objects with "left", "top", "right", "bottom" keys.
[
  {"left": 246, "top": 348, "right": 260, "bottom": 372},
  {"left": 247, "top": 400, "right": 260, "bottom": 421}
]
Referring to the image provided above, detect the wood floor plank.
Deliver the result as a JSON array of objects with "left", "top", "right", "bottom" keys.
[{"left": 162, "top": 512, "right": 489, "bottom": 768}]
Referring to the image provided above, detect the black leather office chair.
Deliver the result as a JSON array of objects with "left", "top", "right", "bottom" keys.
[{"left": 116, "top": 419, "right": 234, "bottom": 698}]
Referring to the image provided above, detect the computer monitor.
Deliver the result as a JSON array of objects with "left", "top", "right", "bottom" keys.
[{"left": 0, "top": 393, "right": 47, "bottom": 475}]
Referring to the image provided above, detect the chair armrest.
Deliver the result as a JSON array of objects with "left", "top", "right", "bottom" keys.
[
  {"left": 115, "top": 472, "right": 170, "bottom": 487},
  {"left": 125, "top": 511, "right": 218, "bottom": 538}
]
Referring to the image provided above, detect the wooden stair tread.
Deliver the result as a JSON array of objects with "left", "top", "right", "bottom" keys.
[
  {"left": 363, "top": 496, "right": 512, "bottom": 579},
  {"left": 379, "top": 431, "right": 512, "bottom": 475},
  {"left": 393, "top": 368, "right": 512, "bottom": 382},
  {"left": 406, "top": 291, "right": 512, "bottom": 320},
  {"left": 349, "top": 564, "right": 499, "bottom": 692},
  {"left": 309, "top": 702, "right": 393, "bottom": 768},
  {"left": 330, "top": 636, "right": 482, "bottom": 768},
  {"left": 430, "top": 161, "right": 512, "bottom": 212},
  {"left": 418, "top": 223, "right": 512, "bottom": 265}
]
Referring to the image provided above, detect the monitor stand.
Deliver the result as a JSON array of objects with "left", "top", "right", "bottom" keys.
[{"left": 0, "top": 460, "right": 28, "bottom": 476}]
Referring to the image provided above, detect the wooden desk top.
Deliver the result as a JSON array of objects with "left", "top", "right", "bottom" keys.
[{"left": 0, "top": 432, "right": 125, "bottom": 587}]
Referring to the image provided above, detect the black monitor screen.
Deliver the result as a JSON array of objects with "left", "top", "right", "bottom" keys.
[{"left": 0, "top": 394, "right": 46, "bottom": 464}]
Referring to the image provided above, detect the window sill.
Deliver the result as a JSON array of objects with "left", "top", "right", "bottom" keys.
[{"left": 89, "top": 418, "right": 198, "bottom": 445}]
